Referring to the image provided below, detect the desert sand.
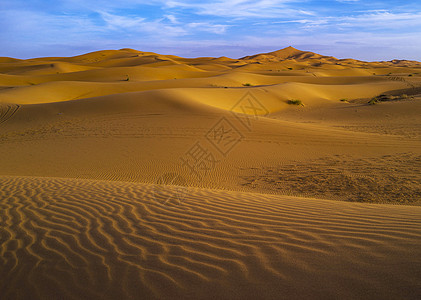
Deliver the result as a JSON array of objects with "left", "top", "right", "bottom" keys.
[{"left": 1, "top": 47, "right": 421, "bottom": 299}]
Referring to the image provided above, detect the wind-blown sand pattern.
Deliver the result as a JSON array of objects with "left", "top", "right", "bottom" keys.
[
  {"left": 240, "top": 153, "right": 421, "bottom": 203},
  {"left": 1, "top": 176, "right": 421, "bottom": 299},
  {"left": 1, "top": 47, "right": 421, "bottom": 299},
  {"left": 0, "top": 103, "right": 19, "bottom": 126}
]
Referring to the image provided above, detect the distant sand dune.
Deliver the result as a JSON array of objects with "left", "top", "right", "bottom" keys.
[
  {"left": 1, "top": 176, "right": 421, "bottom": 299},
  {"left": 1, "top": 47, "right": 420, "bottom": 105}
]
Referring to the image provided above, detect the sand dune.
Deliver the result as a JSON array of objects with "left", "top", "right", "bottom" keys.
[
  {"left": 1, "top": 175, "right": 421, "bottom": 299},
  {"left": 1, "top": 87, "right": 420, "bottom": 201},
  {"left": 1, "top": 47, "right": 421, "bottom": 299},
  {"left": 1, "top": 47, "right": 419, "bottom": 106}
]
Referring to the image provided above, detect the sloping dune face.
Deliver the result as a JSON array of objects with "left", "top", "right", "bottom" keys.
[
  {"left": 1, "top": 48, "right": 421, "bottom": 299},
  {"left": 1, "top": 176, "right": 421, "bottom": 300}
]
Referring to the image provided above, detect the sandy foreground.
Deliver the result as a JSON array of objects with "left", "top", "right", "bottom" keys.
[{"left": 1, "top": 47, "right": 421, "bottom": 299}]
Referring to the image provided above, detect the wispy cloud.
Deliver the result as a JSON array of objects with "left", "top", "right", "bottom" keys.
[
  {"left": 187, "top": 23, "right": 229, "bottom": 34},
  {"left": 95, "top": 11, "right": 230, "bottom": 36},
  {"left": 337, "top": 11, "right": 421, "bottom": 29},
  {"left": 98, "top": 11, "right": 146, "bottom": 29},
  {"left": 164, "top": 0, "right": 312, "bottom": 18},
  {"left": 96, "top": 11, "right": 187, "bottom": 36},
  {"left": 272, "top": 11, "right": 421, "bottom": 32}
]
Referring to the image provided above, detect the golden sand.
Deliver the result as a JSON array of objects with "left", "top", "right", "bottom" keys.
[{"left": 1, "top": 47, "right": 420, "bottom": 299}]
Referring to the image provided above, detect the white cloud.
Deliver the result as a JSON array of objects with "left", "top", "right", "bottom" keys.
[
  {"left": 187, "top": 23, "right": 229, "bottom": 34},
  {"left": 98, "top": 11, "right": 146, "bottom": 29},
  {"left": 164, "top": 0, "right": 311, "bottom": 18},
  {"left": 338, "top": 11, "right": 421, "bottom": 28},
  {"left": 96, "top": 10, "right": 231, "bottom": 36},
  {"left": 267, "top": 11, "right": 421, "bottom": 32},
  {"left": 94, "top": 11, "right": 187, "bottom": 36},
  {"left": 165, "top": 14, "right": 179, "bottom": 24}
]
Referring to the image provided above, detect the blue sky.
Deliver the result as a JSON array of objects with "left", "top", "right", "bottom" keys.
[{"left": 1, "top": 0, "right": 421, "bottom": 61}]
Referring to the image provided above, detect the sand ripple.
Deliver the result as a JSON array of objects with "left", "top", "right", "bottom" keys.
[
  {"left": 1, "top": 176, "right": 421, "bottom": 299},
  {"left": 0, "top": 103, "right": 19, "bottom": 126}
]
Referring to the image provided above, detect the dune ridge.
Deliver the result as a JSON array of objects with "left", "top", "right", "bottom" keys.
[
  {"left": 1, "top": 47, "right": 420, "bottom": 106},
  {"left": 242, "top": 46, "right": 421, "bottom": 68}
]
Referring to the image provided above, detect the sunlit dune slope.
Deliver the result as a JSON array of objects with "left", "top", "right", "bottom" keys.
[{"left": 1, "top": 47, "right": 420, "bottom": 106}]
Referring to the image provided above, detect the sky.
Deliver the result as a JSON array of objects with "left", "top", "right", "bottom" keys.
[{"left": 1, "top": 0, "right": 421, "bottom": 61}]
